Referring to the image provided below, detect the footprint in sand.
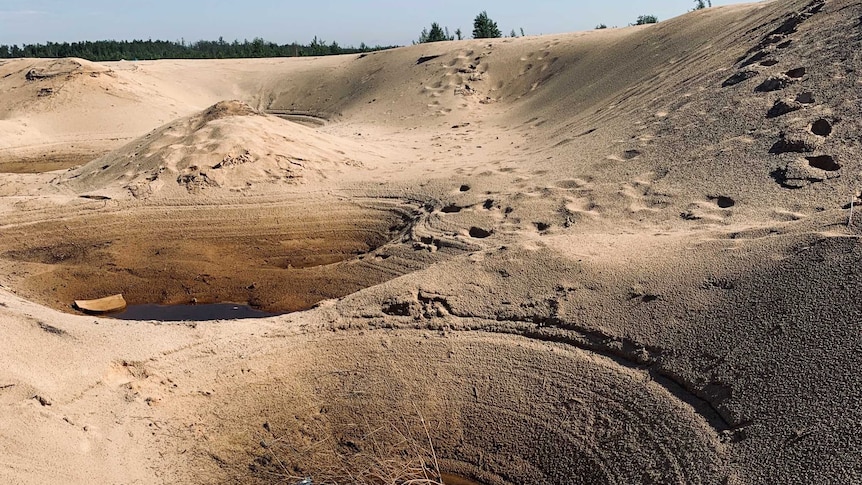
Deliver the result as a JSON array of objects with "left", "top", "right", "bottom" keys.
[
  {"left": 755, "top": 75, "right": 793, "bottom": 93},
  {"left": 619, "top": 176, "right": 671, "bottom": 213},
  {"left": 555, "top": 178, "right": 591, "bottom": 190},
  {"left": 785, "top": 67, "right": 806, "bottom": 79},
  {"left": 564, "top": 196, "right": 600, "bottom": 221},
  {"left": 622, "top": 149, "right": 642, "bottom": 160},
  {"left": 680, "top": 200, "right": 730, "bottom": 223},
  {"left": 708, "top": 195, "right": 736, "bottom": 209}
]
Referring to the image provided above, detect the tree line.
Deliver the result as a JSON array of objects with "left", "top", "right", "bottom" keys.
[
  {"left": 0, "top": 37, "right": 397, "bottom": 61},
  {"left": 417, "top": 8, "right": 688, "bottom": 44},
  {"left": 2, "top": 3, "right": 711, "bottom": 60}
]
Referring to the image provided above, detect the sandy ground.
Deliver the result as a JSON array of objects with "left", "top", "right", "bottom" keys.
[{"left": 1, "top": 0, "right": 861, "bottom": 483}]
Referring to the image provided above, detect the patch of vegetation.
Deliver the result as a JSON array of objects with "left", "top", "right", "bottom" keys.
[
  {"left": 635, "top": 15, "right": 659, "bottom": 25},
  {"left": 417, "top": 23, "right": 455, "bottom": 44},
  {"left": 254, "top": 410, "right": 447, "bottom": 485}
]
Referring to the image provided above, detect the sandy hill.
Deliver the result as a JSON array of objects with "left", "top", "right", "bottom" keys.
[
  {"left": 58, "top": 100, "right": 378, "bottom": 199},
  {"left": 0, "top": 0, "right": 861, "bottom": 484}
]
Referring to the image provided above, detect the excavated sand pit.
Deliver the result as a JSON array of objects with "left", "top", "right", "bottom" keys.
[
  {"left": 0, "top": 200, "right": 414, "bottom": 314},
  {"left": 2, "top": 1, "right": 862, "bottom": 483},
  {"left": 182, "top": 332, "right": 729, "bottom": 484}
]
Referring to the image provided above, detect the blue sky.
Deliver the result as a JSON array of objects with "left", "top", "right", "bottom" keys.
[{"left": 1, "top": 1, "right": 743, "bottom": 46}]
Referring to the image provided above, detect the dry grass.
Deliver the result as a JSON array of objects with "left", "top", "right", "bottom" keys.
[{"left": 253, "top": 407, "right": 446, "bottom": 485}]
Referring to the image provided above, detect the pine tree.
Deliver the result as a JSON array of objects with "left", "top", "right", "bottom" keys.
[
  {"left": 420, "top": 22, "right": 451, "bottom": 43},
  {"left": 635, "top": 15, "right": 659, "bottom": 25},
  {"left": 473, "top": 11, "right": 502, "bottom": 39}
]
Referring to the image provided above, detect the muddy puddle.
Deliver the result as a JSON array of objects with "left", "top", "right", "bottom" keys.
[
  {"left": 0, "top": 200, "right": 415, "bottom": 315},
  {"left": 111, "top": 303, "right": 276, "bottom": 321}
]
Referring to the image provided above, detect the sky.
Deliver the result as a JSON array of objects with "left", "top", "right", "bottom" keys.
[{"left": 0, "top": 1, "right": 745, "bottom": 47}]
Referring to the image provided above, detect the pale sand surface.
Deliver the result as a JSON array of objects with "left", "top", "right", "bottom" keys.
[{"left": 1, "top": 0, "right": 861, "bottom": 483}]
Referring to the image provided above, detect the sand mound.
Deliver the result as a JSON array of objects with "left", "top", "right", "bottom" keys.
[
  {"left": 0, "top": 58, "right": 182, "bottom": 172},
  {"left": 196, "top": 99, "right": 258, "bottom": 124},
  {"left": 23, "top": 57, "right": 113, "bottom": 80},
  {"left": 59, "top": 100, "right": 377, "bottom": 198}
]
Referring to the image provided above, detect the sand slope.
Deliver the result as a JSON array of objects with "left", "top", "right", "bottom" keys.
[
  {"left": 1, "top": 0, "right": 861, "bottom": 484},
  {"left": 59, "top": 100, "right": 378, "bottom": 199}
]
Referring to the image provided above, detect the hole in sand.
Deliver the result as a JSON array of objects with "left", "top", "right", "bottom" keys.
[
  {"left": 796, "top": 92, "right": 815, "bottom": 104},
  {"left": 759, "top": 59, "right": 780, "bottom": 67},
  {"left": 459, "top": 184, "right": 471, "bottom": 192},
  {"left": 769, "top": 135, "right": 813, "bottom": 154},
  {"left": 739, "top": 51, "right": 768, "bottom": 68},
  {"left": 806, "top": 155, "right": 840, "bottom": 171},
  {"left": 722, "top": 70, "right": 757, "bottom": 87},
  {"left": 468, "top": 226, "right": 492, "bottom": 238},
  {"left": 756, "top": 76, "right": 791, "bottom": 93},
  {"left": 766, "top": 100, "right": 801, "bottom": 119},
  {"left": 810, "top": 119, "right": 832, "bottom": 137},
  {"left": 709, "top": 196, "right": 736, "bottom": 209},
  {"left": 785, "top": 67, "right": 806, "bottom": 79},
  {"left": 622, "top": 149, "right": 642, "bottom": 160},
  {"left": 0, "top": 201, "right": 413, "bottom": 315},
  {"left": 441, "top": 204, "right": 463, "bottom": 214},
  {"left": 198, "top": 333, "right": 728, "bottom": 484}
]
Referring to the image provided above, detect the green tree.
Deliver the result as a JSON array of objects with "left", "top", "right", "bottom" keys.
[
  {"left": 693, "top": 0, "right": 712, "bottom": 9},
  {"left": 635, "top": 15, "right": 659, "bottom": 25},
  {"left": 0, "top": 37, "right": 398, "bottom": 61},
  {"left": 596, "top": 23, "right": 608, "bottom": 29},
  {"left": 473, "top": 11, "right": 502, "bottom": 39},
  {"left": 417, "top": 22, "right": 453, "bottom": 43},
  {"left": 455, "top": 28, "right": 463, "bottom": 40}
]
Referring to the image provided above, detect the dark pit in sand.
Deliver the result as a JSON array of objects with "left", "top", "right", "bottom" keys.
[
  {"left": 208, "top": 333, "right": 729, "bottom": 484},
  {"left": 112, "top": 303, "right": 276, "bottom": 321},
  {"left": 0, "top": 199, "right": 414, "bottom": 315}
]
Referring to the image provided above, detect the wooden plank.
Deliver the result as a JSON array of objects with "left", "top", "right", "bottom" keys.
[{"left": 74, "top": 294, "right": 127, "bottom": 314}]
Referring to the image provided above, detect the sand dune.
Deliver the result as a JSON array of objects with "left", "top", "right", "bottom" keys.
[
  {"left": 1, "top": 0, "right": 860, "bottom": 483},
  {"left": 59, "top": 100, "right": 380, "bottom": 199}
]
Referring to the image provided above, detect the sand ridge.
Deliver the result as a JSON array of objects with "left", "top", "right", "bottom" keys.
[
  {"left": 1, "top": 0, "right": 861, "bottom": 483},
  {"left": 59, "top": 100, "right": 381, "bottom": 199}
]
